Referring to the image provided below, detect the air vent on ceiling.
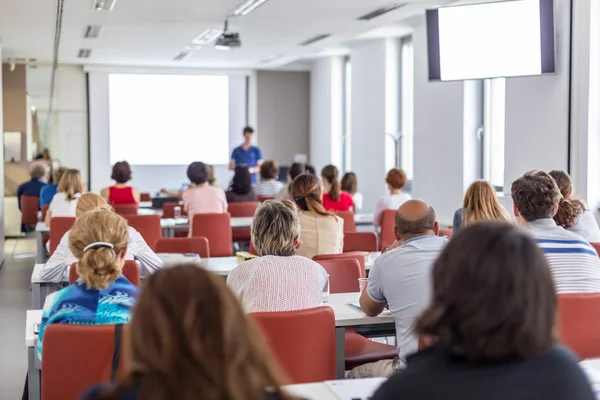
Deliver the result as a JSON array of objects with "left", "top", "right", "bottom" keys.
[
  {"left": 78, "top": 49, "right": 92, "bottom": 58},
  {"left": 261, "top": 54, "right": 283, "bottom": 63},
  {"left": 358, "top": 3, "right": 407, "bottom": 21},
  {"left": 173, "top": 51, "right": 190, "bottom": 61},
  {"left": 299, "top": 34, "right": 331, "bottom": 46},
  {"left": 92, "top": 0, "right": 117, "bottom": 11},
  {"left": 84, "top": 25, "right": 103, "bottom": 38}
]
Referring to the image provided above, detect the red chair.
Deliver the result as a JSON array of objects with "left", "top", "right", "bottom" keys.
[
  {"left": 123, "top": 214, "right": 162, "bottom": 250},
  {"left": 228, "top": 202, "right": 258, "bottom": 242},
  {"left": 315, "top": 258, "right": 362, "bottom": 293},
  {"left": 21, "top": 195, "right": 39, "bottom": 227},
  {"left": 313, "top": 252, "right": 366, "bottom": 278},
  {"left": 344, "top": 232, "right": 378, "bottom": 252},
  {"left": 162, "top": 202, "right": 186, "bottom": 218},
  {"left": 590, "top": 242, "right": 600, "bottom": 256},
  {"left": 379, "top": 209, "right": 397, "bottom": 251},
  {"left": 113, "top": 204, "right": 139, "bottom": 216},
  {"left": 49, "top": 217, "right": 76, "bottom": 255},
  {"left": 191, "top": 213, "right": 233, "bottom": 257},
  {"left": 258, "top": 196, "right": 275, "bottom": 203},
  {"left": 41, "top": 204, "right": 50, "bottom": 222},
  {"left": 439, "top": 226, "right": 453, "bottom": 238},
  {"left": 251, "top": 307, "right": 336, "bottom": 383},
  {"left": 336, "top": 211, "right": 357, "bottom": 233},
  {"left": 69, "top": 260, "right": 141, "bottom": 286},
  {"left": 42, "top": 324, "right": 129, "bottom": 400},
  {"left": 155, "top": 237, "right": 210, "bottom": 258},
  {"left": 140, "top": 193, "right": 152, "bottom": 202},
  {"left": 557, "top": 293, "right": 600, "bottom": 359}
]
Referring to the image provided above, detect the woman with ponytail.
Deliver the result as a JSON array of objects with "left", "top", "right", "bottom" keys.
[
  {"left": 321, "top": 165, "right": 355, "bottom": 212},
  {"left": 291, "top": 173, "right": 344, "bottom": 258},
  {"left": 37, "top": 210, "right": 139, "bottom": 360},
  {"left": 549, "top": 170, "right": 600, "bottom": 242}
]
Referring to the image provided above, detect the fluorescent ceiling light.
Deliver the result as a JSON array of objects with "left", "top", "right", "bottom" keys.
[
  {"left": 92, "top": 0, "right": 117, "bottom": 11},
  {"left": 84, "top": 25, "right": 103, "bottom": 38},
  {"left": 192, "top": 29, "right": 223, "bottom": 45},
  {"left": 173, "top": 51, "right": 190, "bottom": 61},
  {"left": 230, "top": 0, "right": 269, "bottom": 17},
  {"left": 184, "top": 45, "right": 203, "bottom": 51},
  {"left": 214, "top": 45, "right": 232, "bottom": 51},
  {"left": 78, "top": 49, "right": 92, "bottom": 58},
  {"left": 261, "top": 54, "right": 283, "bottom": 63}
]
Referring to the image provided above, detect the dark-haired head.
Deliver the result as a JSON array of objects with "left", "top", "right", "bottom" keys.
[
  {"left": 187, "top": 162, "right": 208, "bottom": 185},
  {"left": 304, "top": 164, "right": 316, "bottom": 176},
  {"left": 394, "top": 200, "right": 439, "bottom": 242},
  {"left": 548, "top": 170, "right": 586, "bottom": 229},
  {"left": 415, "top": 222, "right": 556, "bottom": 361},
  {"left": 321, "top": 164, "right": 341, "bottom": 201},
  {"left": 243, "top": 126, "right": 254, "bottom": 143},
  {"left": 111, "top": 161, "right": 132, "bottom": 184},
  {"left": 288, "top": 163, "right": 305, "bottom": 182},
  {"left": 230, "top": 165, "right": 253, "bottom": 195},
  {"left": 260, "top": 161, "right": 279, "bottom": 181},
  {"left": 511, "top": 170, "right": 561, "bottom": 224},
  {"left": 341, "top": 172, "right": 358, "bottom": 195},
  {"left": 291, "top": 173, "right": 333, "bottom": 217}
]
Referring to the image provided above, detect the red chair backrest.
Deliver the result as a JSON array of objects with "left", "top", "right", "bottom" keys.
[
  {"left": 140, "top": 192, "right": 152, "bottom": 202},
  {"left": 21, "top": 195, "right": 39, "bottom": 225},
  {"left": 315, "top": 258, "right": 361, "bottom": 293},
  {"left": 162, "top": 202, "right": 186, "bottom": 218},
  {"left": 380, "top": 209, "right": 397, "bottom": 251},
  {"left": 336, "top": 211, "right": 356, "bottom": 233},
  {"left": 113, "top": 204, "right": 139, "bottom": 216},
  {"left": 258, "top": 196, "right": 275, "bottom": 203},
  {"left": 49, "top": 217, "right": 76, "bottom": 255},
  {"left": 343, "top": 232, "right": 378, "bottom": 252},
  {"left": 69, "top": 260, "right": 141, "bottom": 286},
  {"left": 191, "top": 213, "right": 233, "bottom": 257},
  {"left": 155, "top": 237, "right": 210, "bottom": 258},
  {"left": 228, "top": 202, "right": 258, "bottom": 242},
  {"left": 41, "top": 324, "right": 130, "bottom": 400},
  {"left": 123, "top": 214, "right": 162, "bottom": 250},
  {"left": 590, "top": 242, "right": 600, "bottom": 256},
  {"left": 41, "top": 204, "right": 50, "bottom": 222},
  {"left": 557, "top": 293, "right": 600, "bottom": 359},
  {"left": 313, "top": 251, "right": 366, "bottom": 278},
  {"left": 251, "top": 307, "right": 336, "bottom": 383}
]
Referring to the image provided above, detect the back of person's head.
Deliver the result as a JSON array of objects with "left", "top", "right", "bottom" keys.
[
  {"left": 111, "top": 161, "right": 132, "bottom": 184},
  {"left": 30, "top": 162, "right": 49, "bottom": 180},
  {"left": 69, "top": 210, "right": 129, "bottom": 290},
  {"left": 395, "top": 199, "right": 438, "bottom": 241},
  {"left": 548, "top": 170, "right": 585, "bottom": 228},
  {"left": 207, "top": 164, "right": 217, "bottom": 185},
  {"left": 252, "top": 200, "right": 300, "bottom": 257},
  {"left": 415, "top": 222, "right": 556, "bottom": 361},
  {"left": 95, "top": 265, "right": 292, "bottom": 400},
  {"left": 57, "top": 169, "right": 84, "bottom": 201},
  {"left": 288, "top": 162, "right": 305, "bottom": 181},
  {"left": 291, "top": 173, "right": 333, "bottom": 217},
  {"left": 76, "top": 193, "right": 112, "bottom": 219},
  {"left": 230, "top": 165, "right": 252, "bottom": 195},
  {"left": 462, "top": 180, "right": 509, "bottom": 226},
  {"left": 187, "top": 161, "right": 208, "bottom": 185},
  {"left": 321, "top": 164, "right": 341, "bottom": 201},
  {"left": 50, "top": 166, "right": 68, "bottom": 185},
  {"left": 260, "top": 160, "right": 279, "bottom": 181},
  {"left": 511, "top": 170, "right": 561, "bottom": 223},
  {"left": 341, "top": 172, "right": 358, "bottom": 195},
  {"left": 304, "top": 164, "right": 316, "bottom": 176},
  {"left": 386, "top": 168, "right": 407, "bottom": 191}
]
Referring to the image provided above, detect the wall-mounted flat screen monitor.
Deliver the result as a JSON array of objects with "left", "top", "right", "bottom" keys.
[{"left": 426, "top": 0, "right": 555, "bottom": 81}]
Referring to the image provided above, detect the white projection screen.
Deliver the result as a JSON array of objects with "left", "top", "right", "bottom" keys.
[{"left": 426, "top": 0, "right": 556, "bottom": 81}]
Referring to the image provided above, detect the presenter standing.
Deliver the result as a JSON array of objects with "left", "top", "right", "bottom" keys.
[{"left": 229, "top": 126, "right": 263, "bottom": 184}]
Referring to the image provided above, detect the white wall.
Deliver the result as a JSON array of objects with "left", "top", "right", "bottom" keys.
[{"left": 0, "top": 43, "right": 6, "bottom": 260}]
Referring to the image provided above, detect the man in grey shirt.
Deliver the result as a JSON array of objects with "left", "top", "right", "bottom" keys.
[{"left": 349, "top": 200, "right": 447, "bottom": 378}]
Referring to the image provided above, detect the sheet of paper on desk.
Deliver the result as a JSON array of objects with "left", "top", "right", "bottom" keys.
[
  {"left": 348, "top": 303, "right": 392, "bottom": 316},
  {"left": 325, "top": 378, "right": 386, "bottom": 400},
  {"left": 580, "top": 362, "right": 600, "bottom": 399}
]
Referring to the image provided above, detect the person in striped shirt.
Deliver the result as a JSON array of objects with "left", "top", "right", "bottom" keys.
[
  {"left": 254, "top": 160, "right": 284, "bottom": 197},
  {"left": 511, "top": 170, "right": 600, "bottom": 293}
]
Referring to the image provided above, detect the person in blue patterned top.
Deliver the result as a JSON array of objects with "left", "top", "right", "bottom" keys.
[{"left": 37, "top": 209, "right": 139, "bottom": 360}]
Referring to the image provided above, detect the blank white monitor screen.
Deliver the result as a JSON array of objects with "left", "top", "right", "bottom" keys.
[{"left": 108, "top": 74, "right": 230, "bottom": 165}]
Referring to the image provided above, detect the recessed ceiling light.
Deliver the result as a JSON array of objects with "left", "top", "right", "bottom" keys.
[
  {"left": 230, "top": 0, "right": 269, "bottom": 17},
  {"left": 184, "top": 45, "right": 203, "bottom": 51},
  {"left": 92, "top": 0, "right": 117, "bottom": 11},
  {"left": 173, "top": 51, "right": 190, "bottom": 61},
  {"left": 214, "top": 45, "right": 232, "bottom": 51},
  {"left": 84, "top": 25, "right": 103, "bottom": 38},
  {"left": 78, "top": 49, "right": 92, "bottom": 58},
  {"left": 192, "top": 29, "right": 223, "bottom": 45}
]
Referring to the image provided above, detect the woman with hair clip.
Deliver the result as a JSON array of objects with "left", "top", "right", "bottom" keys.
[
  {"left": 321, "top": 164, "right": 354, "bottom": 212},
  {"left": 372, "top": 222, "right": 595, "bottom": 399},
  {"left": 276, "top": 162, "right": 305, "bottom": 201},
  {"left": 37, "top": 210, "right": 139, "bottom": 360},
  {"left": 291, "top": 173, "right": 344, "bottom": 258},
  {"left": 82, "top": 265, "right": 296, "bottom": 400},
  {"left": 452, "top": 180, "right": 510, "bottom": 234},
  {"left": 549, "top": 170, "right": 600, "bottom": 242},
  {"left": 44, "top": 168, "right": 84, "bottom": 226}
]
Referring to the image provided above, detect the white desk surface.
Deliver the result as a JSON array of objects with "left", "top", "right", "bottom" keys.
[
  {"left": 285, "top": 378, "right": 385, "bottom": 400},
  {"left": 139, "top": 201, "right": 153, "bottom": 209}
]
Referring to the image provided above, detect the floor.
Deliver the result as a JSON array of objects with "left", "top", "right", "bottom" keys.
[{"left": 0, "top": 238, "right": 36, "bottom": 400}]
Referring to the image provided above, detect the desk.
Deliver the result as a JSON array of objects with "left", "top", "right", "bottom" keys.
[
  {"left": 31, "top": 264, "right": 67, "bottom": 309},
  {"left": 285, "top": 378, "right": 385, "bottom": 400}
]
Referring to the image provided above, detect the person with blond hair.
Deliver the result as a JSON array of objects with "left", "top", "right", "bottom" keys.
[
  {"left": 40, "top": 193, "right": 162, "bottom": 282},
  {"left": 227, "top": 200, "right": 328, "bottom": 312},
  {"left": 452, "top": 180, "right": 510, "bottom": 234},
  {"left": 37, "top": 210, "right": 139, "bottom": 360},
  {"left": 44, "top": 169, "right": 84, "bottom": 226}
]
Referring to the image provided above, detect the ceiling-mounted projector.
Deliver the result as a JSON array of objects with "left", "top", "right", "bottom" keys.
[{"left": 215, "top": 20, "right": 241, "bottom": 49}]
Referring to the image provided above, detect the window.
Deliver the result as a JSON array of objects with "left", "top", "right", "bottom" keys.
[
  {"left": 342, "top": 56, "right": 352, "bottom": 172},
  {"left": 482, "top": 78, "right": 506, "bottom": 191},
  {"left": 400, "top": 38, "right": 414, "bottom": 182}
]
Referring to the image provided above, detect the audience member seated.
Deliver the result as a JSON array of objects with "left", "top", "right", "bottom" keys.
[
  {"left": 372, "top": 222, "right": 595, "bottom": 400},
  {"left": 17, "top": 162, "right": 48, "bottom": 210},
  {"left": 305, "top": 164, "right": 316, "bottom": 175},
  {"left": 321, "top": 164, "right": 354, "bottom": 212},
  {"left": 160, "top": 164, "right": 220, "bottom": 200},
  {"left": 37, "top": 210, "right": 139, "bottom": 360},
  {"left": 44, "top": 169, "right": 83, "bottom": 226},
  {"left": 341, "top": 172, "right": 363, "bottom": 211},
  {"left": 101, "top": 161, "right": 140, "bottom": 205},
  {"left": 228, "top": 200, "right": 328, "bottom": 312},
  {"left": 39, "top": 166, "right": 67, "bottom": 207},
  {"left": 82, "top": 265, "right": 292, "bottom": 400},
  {"left": 452, "top": 180, "right": 510, "bottom": 234},
  {"left": 549, "top": 170, "right": 600, "bottom": 242},
  {"left": 348, "top": 200, "right": 446, "bottom": 378},
  {"left": 276, "top": 162, "right": 305, "bottom": 200},
  {"left": 512, "top": 170, "right": 600, "bottom": 293},
  {"left": 207, "top": 164, "right": 220, "bottom": 187},
  {"left": 374, "top": 168, "right": 411, "bottom": 228},
  {"left": 183, "top": 162, "right": 228, "bottom": 234},
  {"left": 41, "top": 193, "right": 162, "bottom": 282},
  {"left": 255, "top": 160, "right": 284, "bottom": 197},
  {"left": 226, "top": 165, "right": 258, "bottom": 203},
  {"left": 291, "top": 173, "right": 344, "bottom": 258}
]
